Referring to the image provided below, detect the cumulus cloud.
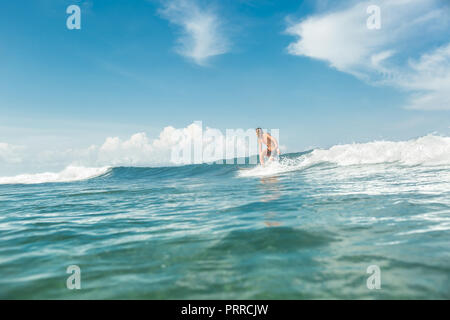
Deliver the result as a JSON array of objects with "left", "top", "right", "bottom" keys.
[
  {"left": 91, "top": 122, "right": 258, "bottom": 166},
  {"left": 286, "top": 0, "right": 450, "bottom": 110},
  {"left": 159, "top": 0, "right": 230, "bottom": 65}
]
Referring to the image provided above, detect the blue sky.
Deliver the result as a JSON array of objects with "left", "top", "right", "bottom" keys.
[{"left": 0, "top": 0, "right": 449, "bottom": 173}]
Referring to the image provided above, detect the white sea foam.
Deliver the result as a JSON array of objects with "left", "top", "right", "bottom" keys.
[
  {"left": 239, "top": 134, "right": 450, "bottom": 178},
  {"left": 0, "top": 166, "right": 110, "bottom": 185}
]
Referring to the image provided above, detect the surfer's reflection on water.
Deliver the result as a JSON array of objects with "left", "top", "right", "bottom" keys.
[{"left": 259, "top": 176, "right": 281, "bottom": 227}]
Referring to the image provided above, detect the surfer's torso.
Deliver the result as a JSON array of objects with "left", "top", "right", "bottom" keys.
[{"left": 260, "top": 133, "right": 275, "bottom": 152}]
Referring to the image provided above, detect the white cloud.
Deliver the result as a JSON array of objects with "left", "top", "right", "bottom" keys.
[
  {"left": 0, "top": 122, "right": 259, "bottom": 176},
  {"left": 0, "top": 143, "right": 23, "bottom": 164},
  {"left": 92, "top": 123, "right": 257, "bottom": 166},
  {"left": 159, "top": 0, "right": 229, "bottom": 65},
  {"left": 401, "top": 44, "right": 450, "bottom": 110},
  {"left": 286, "top": 0, "right": 450, "bottom": 110}
]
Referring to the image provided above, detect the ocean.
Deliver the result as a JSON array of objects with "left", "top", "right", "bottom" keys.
[{"left": 1, "top": 134, "right": 449, "bottom": 299}]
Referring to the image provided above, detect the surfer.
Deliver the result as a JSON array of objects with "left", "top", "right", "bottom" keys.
[{"left": 256, "top": 128, "right": 280, "bottom": 165}]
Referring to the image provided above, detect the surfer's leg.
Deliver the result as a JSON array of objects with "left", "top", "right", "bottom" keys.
[
  {"left": 260, "top": 149, "right": 267, "bottom": 165},
  {"left": 267, "top": 148, "right": 274, "bottom": 162}
]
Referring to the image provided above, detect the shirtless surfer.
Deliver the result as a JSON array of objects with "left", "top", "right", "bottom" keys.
[{"left": 256, "top": 128, "right": 281, "bottom": 165}]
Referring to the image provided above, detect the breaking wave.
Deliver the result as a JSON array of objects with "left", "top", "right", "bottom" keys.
[
  {"left": 0, "top": 166, "right": 110, "bottom": 185},
  {"left": 239, "top": 134, "right": 450, "bottom": 177},
  {"left": 1, "top": 134, "right": 449, "bottom": 184}
]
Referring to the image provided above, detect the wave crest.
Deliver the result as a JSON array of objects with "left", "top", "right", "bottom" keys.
[
  {"left": 308, "top": 134, "right": 450, "bottom": 166},
  {"left": 0, "top": 166, "right": 110, "bottom": 185},
  {"left": 239, "top": 134, "right": 450, "bottom": 177}
]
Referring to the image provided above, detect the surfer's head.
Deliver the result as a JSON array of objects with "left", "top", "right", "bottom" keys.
[{"left": 256, "top": 128, "right": 263, "bottom": 139}]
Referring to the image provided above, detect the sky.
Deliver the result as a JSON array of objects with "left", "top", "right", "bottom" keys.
[{"left": 0, "top": 0, "right": 449, "bottom": 174}]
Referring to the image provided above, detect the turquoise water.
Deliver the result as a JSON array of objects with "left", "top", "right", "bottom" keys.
[{"left": 1, "top": 147, "right": 449, "bottom": 299}]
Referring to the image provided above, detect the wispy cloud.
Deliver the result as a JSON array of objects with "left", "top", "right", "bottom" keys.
[
  {"left": 159, "top": 0, "right": 230, "bottom": 65},
  {"left": 286, "top": 0, "right": 450, "bottom": 110},
  {"left": 0, "top": 142, "right": 23, "bottom": 164}
]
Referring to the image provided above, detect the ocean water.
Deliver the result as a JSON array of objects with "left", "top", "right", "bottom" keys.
[{"left": 1, "top": 135, "right": 449, "bottom": 299}]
